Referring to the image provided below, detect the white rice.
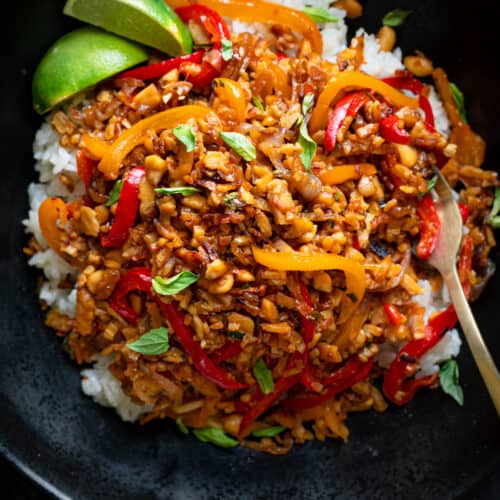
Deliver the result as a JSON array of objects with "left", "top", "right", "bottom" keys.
[{"left": 25, "top": 1, "right": 454, "bottom": 421}]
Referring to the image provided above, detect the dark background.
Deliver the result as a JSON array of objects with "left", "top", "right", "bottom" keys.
[{"left": 1, "top": 1, "right": 499, "bottom": 499}]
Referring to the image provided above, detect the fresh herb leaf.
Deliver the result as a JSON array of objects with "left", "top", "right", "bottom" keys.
[
  {"left": 176, "top": 416, "right": 189, "bottom": 435},
  {"left": 193, "top": 427, "right": 239, "bottom": 448},
  {"left": 298, "top": 120, "right": 317, "bottom": 173},
  {"left": 346, "top": 292, "right": 358, "bottom": 303},
  {"left": 335, "top": 191, "right": 341, "bottom": 201},
  {"left": 303, "top": 6, "right": 339, "bottom": 23},
  {"left": 152, "top": 271, "right": 199, "bottom": 296},
  {"left": 449, "top": 82, "right": 467, "bottom": 123},
  {"left": 439, "top": 359, "right": 464, "bottom": 406},
  {"left": 228, "top": 331, "right": 245, "bottom": 340},
  {"left": 418, "top": 174, "right": 438, "bottom": 199},
  {"left": 221, "top": 38, "right": 233, "bottom": 62},
  {"left": 220, "top": 131, "right": 257, "bottom": 161},
  {"left": 252, "top": 426, "right": 287, "bottom": 438},
  {"left": 253, "top": 357, "right": 275, "bottom": 395},
  {"left": 127, "top": 327, "right": 169, "bottom": 355},
  {"left": 223, "top": 191, "right": 245, "bottom": 211},
  {"left": 106, "top": 179, "right": 123, "bottom": 207},
  {"left": 302, "top": 92, "right": 315, "bottom": 115},
  {"left": 252, "top": 96, "right": 265, "bottom": 112},
  {"left": 173, "top": 124, "right": 197, "bottom": 152},
  {"left": 489, "top": 187, "right": 500, "bottom": 228},
  {"left": 382, "top": 9, "right": 411, "bottom": 27},
  {"left": 154, "top": 186, "right": 201, "bottom": 196}
]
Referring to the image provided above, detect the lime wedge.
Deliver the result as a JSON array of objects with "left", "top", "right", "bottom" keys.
[
  {"left": 63, "top": 0, "right": 192, "bottom": 55},
  {"left": 32, "top": 27, "right": 149, "bottom": 114}
]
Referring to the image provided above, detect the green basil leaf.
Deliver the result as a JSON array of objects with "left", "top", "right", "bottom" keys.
[
  {"left": 220, "top": 131, "right": 257, "bottom": 161},
  {"left": 253, "top": 357, "right": 275, "bottom": 395},
  {"left": 489, "top": 187, "right": 500, "bottom": 227},
  {"left": 303, "top": 7, "right": 339, "bottom": 23},
  {"left": 302, "top": 92, "right": 315, "bottom": 115},
  {"left": 221, "top": 38, "right": 233, "bottom": 62},
  {"left": 439, "top": 359, "right": 464, "bottom": 406},
  {"left": 154, "top": 186, "right": 201, "bottom": 196},
  {"left": 252, "top": 96, "right": 265, "bottom": 112},
  {"left": 176, "top": 416, "right": 189, "bottom": 435},
  {"left": 127, "top": 327, "right": 169, "bottom": 355},
  {"left": 450, "top": 82, "right": 467, "bottom": 123},
  {"left": 418, "top": 174, "right": 438, "bottom": 199},
  {"left": 298, "top": 120, "right": 316, "bottom": 173},
  {"left": 382, "top": 9, "right": 411, "bottom": 27},
  {"left": 106, "top": 179, "right": 123, "bottom": 207},
  {"left": 173, "top": 124, "right": 197, "bottom": 152},
  {"left": 252, "top": 425, "right": 286, "bottom": 438},
  {"left": 193, "top": 427, "right": 239, "bottom": 448},
  {"left": 152, "top": 271, "right": 199, "bottom": 296}
]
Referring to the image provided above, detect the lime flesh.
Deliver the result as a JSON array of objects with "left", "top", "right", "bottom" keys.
[
  {"left": 32, "top": 27, "right": 149, "bottom": 114},
  {"left": 63, "top": 0, "right": 192, "bottom": 55}
]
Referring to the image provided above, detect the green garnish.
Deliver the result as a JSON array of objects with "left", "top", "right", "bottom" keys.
[
  {"left": 176, "top": 416, "right": 189, "bottom": 435},
  {"left": 489, "top": 187, "right": 500, "bottom": 228},
  {"left": 223, "top": 191, "right": 245, "bottom": 211},
  {"left": 302, "top": 92, "right": 315, "bottom": 115},
  {"left": 154, "top": 186, "right": 201, "bottom": 196},
  {"left": 173, "top": 124, "right": 197, "bottom": 152},
  {"left": 450, "top": 82, "right": 467, "bottom": 123},
  {"left": 106, "top": 178, "right": 123, "bottom": 207},
  {"left": 346, "top": 292, "right": 358, "bottom": 303},
  {"left": 152, "top": 271, "right": 199, "bottom": 296},
  {"left": 127, "top": 327, "right": 169, "bottom": 355},
  {"left": 228, "top": 331, "right": 245, "bottom": 340},
  {"left": 303, "top": 7, "right": 339, "bottom": 23},
  {"left": 252, "top": 96, "right": 265, "bottom": 112},
  {"left": 382, "top": 9, "right": 411, "bottom": 27},
  {"left": 298, "top": 120, "right": 317, "bottom": 174},
  {"left": 221, "top": 38, "right": 233, "bottom": 62},
  {"left": 419, "top": 174, "right": 438, "bottom": 199},
  {"left": 252, "top": 425, "right": 286, "bottom": 438},
  {"left": 219, "top": 131, "right": 257, "bottom": 161},
  {"left": 253, "top": 357, "right": 274, "bottom": 395},
  {"left": 439, "top": 359, "right": 464, "bottom": 406},
  {"left": 193, "top": 427, "right": 239, "bottom": 448}
]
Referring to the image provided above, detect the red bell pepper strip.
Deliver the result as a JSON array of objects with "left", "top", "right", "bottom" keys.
[
  {"left": 210, "top": 341, "right": 243, "bottom": 364},
  {"left": 458, "top": 202, "right": 470, "bottom": 223},
  {"left": 418, "top": 94, "right": 436, "bottom": 132},
  {"left": 101, "top": 167, "right": 145, "bottom": 248},
  {"left": 379, "top": 114, "right": 411, "bottom": 145},
  {"left": 175, "top": 4, "right": 231, "bottom": 88},
  {"left": 238, "top": 371, "right": 302, "bottom": 438},
  {"left": 109, "top": 267, "right": 246, "bottom": 390},
  {"left": 324, "top": 91, "right": 369, "bottom": 153},
  {"left": 383, "top": 304, "right": 405, "bottom": 325},
  {"left": 416, "top": 194, "right": 441, "bottom": 260},
  {"left": 281, "top": 356, "right": 375, "bottom": 410},
  {"left": 76, "top": 149, "right": 96, "bottom": 188},
  {"left": 156, "top": 301, "right": 247, "bottom": 390},
  {"left": 117, "top": 50, "right": 204, "bottom": 81},
  {"left": 109, "top": 267, "right": 152, "bottom": 325}
]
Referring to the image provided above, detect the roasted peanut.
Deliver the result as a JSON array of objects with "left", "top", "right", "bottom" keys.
[{"left": 377, "top": 26, "right": 396, "bottom": 52}]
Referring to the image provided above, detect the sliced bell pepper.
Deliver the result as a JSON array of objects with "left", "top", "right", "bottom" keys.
[
  {"left": 324, "top": 91, "right": 369, "bottom": 153},
  {"left": 117, "top": 50, "right": 204, "bottom": 81},
  {"left": 416, "top": 194, "right": 441, "bottom": 260},
  {"left": 168, "top": 0, "right": 322, "bottom": 54},
  {"left": 383, "top": 304, "right": 405, "bottom": 325},
  {"left": 309, "top": 71, "right": 418, "bottom": 133},
  {"left": 252, "top": 247, "right": 366, "bottom": 323},
  {"left": 80, "top": 133, "right": 111, "bottom": 160},
  {"left": 76, "top": 149, "right": 96, "bottom": 188},
  {"left": 98, "top": 105, "right": 214, "bottom": 179},
  {"left": 319, "top": 163, "right": 377, "bottom": 185},
  {"left": 458, "top": 202, "right": 470, "bottom": 224},
  {"left": 101, "top": 166, "right": 145, "bottom": 248},
  {"left": 210, "top": 341, "right": 243, "bottom": 364},
  {"left": 213, "top": 77, "right": 246, "bottom": 122},
  {"left": 379, "top": 114, "right": 411, "bottom": 145},
  {"left": 281, "top": 356, "right": 375, "bottom": 410}
]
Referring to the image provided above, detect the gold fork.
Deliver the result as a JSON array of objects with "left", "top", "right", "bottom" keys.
[{"left": 429, "top": 167, "right": 500, "bottom": 415}]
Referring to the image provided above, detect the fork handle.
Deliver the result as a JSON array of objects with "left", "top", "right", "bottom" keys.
[{"left": 443, "top": 268, "right": 500, "bottom": 416}]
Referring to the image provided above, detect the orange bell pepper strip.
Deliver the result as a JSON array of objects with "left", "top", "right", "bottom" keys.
[
  {"left": 319, "top": 163, "right": 377, "bottom": 185},
  {"left": 309, "top": 71, "right": 419, "bottom": 133},
  {"left": 38, "top": 197, "right": 81, "bottom": 268},
  {"left": 80, "top": 134, "right": 111, "bottom": 160},
  {"left": 166, "top": 0, "right": 322, "bottom": 54},
  {"left": 213, "top": 78, "right": 247, "bottom": 122},
  {"left": 98, "top": 104, "right": 215, "bottom": 180},
  {"left": 252, "top": 247, "right": 366, "bottom": 323}
]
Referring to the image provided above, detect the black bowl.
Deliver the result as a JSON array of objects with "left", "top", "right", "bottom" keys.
[{"left": 1, "top": 1, "right": 499, "bottom": 499}]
